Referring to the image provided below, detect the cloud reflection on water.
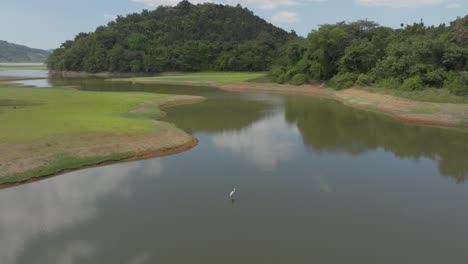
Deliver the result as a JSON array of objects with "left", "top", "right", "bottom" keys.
[
  {"left": 0, "top": 160, "right": 163, "bottom": 264},
  {"left": 56, "top": 241, "right": 95, "bottom": 264},
  {"left": 212, "top": 114, "right": 300, "bottom": 170}
]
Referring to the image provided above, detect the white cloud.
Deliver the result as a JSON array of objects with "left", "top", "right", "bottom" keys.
[
  {"left": 271, "top": 11, "right": 300, "bottom": 24},
  {"left": 446, "top": 2, "right": 461, "bottom": 8},
  {"left": 355, "top": 0, "right": 453, "bottom": 8},
  {"left": 104, "top": 14, "right": 117, "bottom": 20},
  {"left": 212, "top": 115, "right": 300, "bottom": 170},
  {"left": 131, "top": 0, "right": 299, "bottom": 10}
]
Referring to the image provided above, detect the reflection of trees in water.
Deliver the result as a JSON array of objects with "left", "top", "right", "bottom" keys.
[
  {"left": 49, "top": 78, "right": 274, "bottom": 133},
  {"left": 284, "top": 96, "right": 468, "bottom": 183},
  {"left": 164, "top": 96, "right": 272, "bottom": 133},
  {"left": 49, "top": 78, "right": 219, "bottom": 96}
]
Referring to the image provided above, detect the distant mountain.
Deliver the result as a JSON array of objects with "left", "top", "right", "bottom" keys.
[
  {"left": 0, "top": 40, "right": 51, "bottom": 62},
  {"left": 47, "top": 0, "right": 293, "bottom": 72}
]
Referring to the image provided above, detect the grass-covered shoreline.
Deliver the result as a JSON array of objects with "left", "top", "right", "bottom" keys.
[
  {"left": 112, "top": 72, "right": 266, "bottom": 86},
  {"left": 360, "top": 86, "right": 468, "bottom": 104},
  {"left": 109, "top": 71, "right": 468, "bottom": 129},
  {"left": 112, "top": 71, "right": 468, "bottom": 104},
  {"left": 0, "top": 85, "right": 205, "bottom": 185},
  {"left": 0, "top": 87, "right": 166, "bottom": 143}
]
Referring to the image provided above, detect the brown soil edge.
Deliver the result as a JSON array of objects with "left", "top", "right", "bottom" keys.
[
  {"left": 0, "top": 95, "right": 206, "bottom": 189},
  {"left": 111, "top": 77, "right": 468, "bottom": 129},
  {"left": 221, "top": 83, "right": 468, "bottom": 130},
  {"left": 0, "top": 139, "right": 198, "bottom": 189}
]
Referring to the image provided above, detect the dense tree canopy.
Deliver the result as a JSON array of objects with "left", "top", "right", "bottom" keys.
[
  {"left": 48, "top": 1, "right": 467, "bottom": 95},
  {"left": 271, "top": 16, "right": 468, "bottom": 95},
  {"left": 47, "top": 1, "right": 292, "bottom": 73}
]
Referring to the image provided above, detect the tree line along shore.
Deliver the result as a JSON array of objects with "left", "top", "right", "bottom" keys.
[{"left": 46, "top": 1, "right": 467, "bottom": 96}]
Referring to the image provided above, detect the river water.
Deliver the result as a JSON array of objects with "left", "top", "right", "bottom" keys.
[{"left": 1, "top": 76, "right": 468, "bottom": 264}]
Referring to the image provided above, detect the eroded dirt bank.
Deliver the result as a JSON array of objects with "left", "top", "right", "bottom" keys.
[
  {"left": 222, "top": 83, "right": 468, "bottom": 129},
  {"left": 118, "top": 77, "right": 468, "bottom": 129}
]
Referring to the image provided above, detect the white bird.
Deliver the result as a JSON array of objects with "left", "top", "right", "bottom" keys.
[{"left": 229, "top": 188, "right": 236, "bottom": 199}]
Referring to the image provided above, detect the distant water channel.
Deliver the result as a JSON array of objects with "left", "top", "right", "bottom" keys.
[
  {"left": 0, "top": 62, "right": 48, "bottom": 79},
  {"left": 0, "top": 69, "right": 48, "bottom": 78},
  {"left": 1, "top": 75, "right": 468, "bottom": 264}
]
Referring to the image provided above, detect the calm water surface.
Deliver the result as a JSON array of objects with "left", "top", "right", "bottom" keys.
[
  {"left": 10, "top": 79, "right": 52, "bottom": 87},
  {"left": 1, "top": 78, "right": 468, "bottom": 264},
  {"left": 0, "top": 70, "right": 48, "bottom": 78}
]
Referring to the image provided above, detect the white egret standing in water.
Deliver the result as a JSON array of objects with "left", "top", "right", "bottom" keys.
[{"left": 229, "top": 188, "right": 236, "bottom": 200}]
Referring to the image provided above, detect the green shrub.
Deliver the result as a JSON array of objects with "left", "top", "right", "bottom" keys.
[
  {"left": 276, "top": 73, "right": 289, "bottom": 84},
  {"left": 409, "top": 63, "right": 433, "bottom": 76},
  {"left": 285, "top": 68, "right": 298, "bottom": 79},
  {"left": 270, "top": 66, "right": 284, "bottom": 76},
  {"left": 289, "top": 73, "right": 309, "bottom": 85},
  {"left": 445, "top": 70, "right": 458, "bottom": 83},
  {"left": 328, "top": 72, "right": 358, "bottom": 90},
  {"left": 423, "top": 69, "right": 446, "bottom": 87},
  {"left": 130, "top": 60, "right": 142, "bottom": 72},
  {"left": 294, "top": 59, "right": 310, "bottom": 73},
  {"left": 270, "top": 66, "right": 287, "bottom": 83},
  {"left": 446, "top": 71, "right": 468, "bottom": 95},
  {"left": 401, "top": 76, "right": 424, "bottom": 91},
  {"left": 376, "top": 77, "right": 401, "bottom": 89},
  {"left": 308, "top": 61, "right": 321, "bottom": 80},
  {"left": 355, "top": 73, "right": 375, "bottom": 87}
]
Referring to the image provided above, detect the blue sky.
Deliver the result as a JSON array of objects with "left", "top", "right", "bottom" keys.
[{"left": 1, "top": 0, "right": 467, "bottom": 49}]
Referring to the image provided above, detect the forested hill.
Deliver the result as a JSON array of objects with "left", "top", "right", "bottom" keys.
[
  {"left": 47, "top": 1, "right": 293, "bottom": 73},
  {"left": 0, "top": 40, "right": 51, "bottom": 62},
  {"left": 271, "top": 16, "right": 468, "bottom": 95}
]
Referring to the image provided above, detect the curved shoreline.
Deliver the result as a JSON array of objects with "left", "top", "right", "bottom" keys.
[
  {"left": 111, "top": 77, "right": 468, "bottom": 130},
  {"left": 115, "top": 76, "right": 468, "bottom": 130},
  {"left": 0, "top": 95, "right": 206, "bottom": 188},
  {"left": 0, "top": 138, "right": 199, "bottom": 189},
  {"left": 221, "top": 83, "right": 468, "bottom": 130},
  {"left": 3, "top": 77, "right": 467, "bottom": 188}
]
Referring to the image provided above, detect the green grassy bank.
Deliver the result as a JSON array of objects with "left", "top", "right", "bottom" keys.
[
  {"left": 0, "top": 86, "right": 166, "bottom": 144},
  {"left": 0, "top": 85, "right": 203, "bottom": 185},
  {"left": 115, "top": 72, "right": 266, "bottom": 85}
]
